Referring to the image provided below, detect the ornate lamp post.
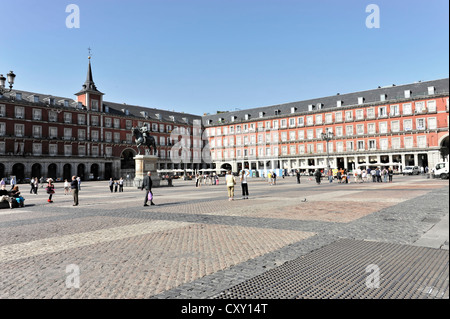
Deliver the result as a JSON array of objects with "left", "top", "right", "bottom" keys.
[
  {"left": 0, "top": 71, "right": 16, "bottom": 94},
  {"left": 321, "top": 129, "right": 334, "bottom": 170}
]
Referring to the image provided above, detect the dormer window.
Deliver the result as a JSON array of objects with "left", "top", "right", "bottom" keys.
[
  {"left": 33, "top": 95, "right": 40, "bottom": 103},
  {"left": 358, "top": 97, "right": 364, "bottom": 105},
  {"left": 274, "top": 109, "right": 281, "bottom": 116},
  {"left": 428, "top": 86, "right": 435, "bottom": 95},
  {"left": 317, "top": 103, "right": 323, "bottom": 110},
  {"left": 404, "top": 90, "right": 411, "bottom": 99},
  {"left": 156, "top": 113, "right": 162, "bottom": 120},
  {"left": 231, "top": 116, "right": 237, "bottom": 122},
  {"left": 337, "top": 100, "right": 343, "bottom": 107},
  {"left": 290, "top": 107, "right": 297, "bottom": 114},
  {"left": 77, "top": 102, "right": 83, "bottom": 109},
  {"left": 64, "top": 100, "right": 69, "bottom": 107},
  {"left": 308, "top": 104, "right": 314, "bottom": 111},
  {"left": 380, "top": 94, "right": 387, "bottom": 102},
  {"left": 16, "top": 93, "right": 22, "bottom": 100},
  {"left": 244, "top": 114, "right": 250, "bottom": 120},
  {"left": 140, "top": 111, "right": 149, "bottom": 118},
  {"left": 259, "top": 112, "right": 265, "bottom": 118}
]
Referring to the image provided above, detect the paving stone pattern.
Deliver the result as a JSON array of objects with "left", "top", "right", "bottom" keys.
[{"left": 0, "top": 175, "right": 447, "bottom": 299}]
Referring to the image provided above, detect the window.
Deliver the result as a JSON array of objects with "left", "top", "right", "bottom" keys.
[
  {"left": 315, "top": 114, "right": 322, "bottom": 125},
  {"left": 356, "top": 124, "right": 365, "bottom": 135},
  {"left": 357, "top": 140, "right": 365, "bottom": 151},
  {"left": 15, "top": 106, "right": 25, "bottom": 119},
  {"left": 335, "top": 112, "right": 343, "bottom": 122},
  {"left": 290, "top": 145, "right": 296, "bottom": 155},
  {"left": 114, "top": 132, "right": 120, "bottom": 143},
  {"left": 404, "top": 136, "right": 413, "bottom": 149},
  {"left": 64, "top": 145, "right": 72, "bottom": 156},
  {"left": 346, "top": 141, "right": 354, "bottom": 151},
  {"left": 0, "top": 141, "right": 6, "bottom": 154},
  {"left": 289, "top": 118, "right": 296, "bottom": 127},
  {"left": 33, "top": 109, "right": 42, "bottom": 120},
  {"left": 297, "top": 117, "right": 304, "bottom": 126},
  {"left": 49, "top": 144, "right": 57, "bottom": 156},
  {"left": 391, "top": 121, "right": 400, "bottom": 132},
  {"left": 335, "top": 126, "right": 343, "bottom": 137},
  {"left": 306, "top": 116, "right": 314, "bottom": 126},
  {"left": 378, "top": 106, "right": 387, "bottom": 118},
  {"left": 91, "top": 116, "right": 99, "bottom": 126},
  {"left": 91, "top": 130, "right": 99, "bottom": 141},
  {"left": 380, "top": 139, "right": 388, "bottom": 150},
  {"left": 367, "top": 123, "right": 376, "bottom": 134},
  {"left": 316, "top": 128, "right": 323, "bottom": 138},
  {"left": 48, "top": 111, "right": 58, "bottom": 122},
  {"left": 105, "top": 132, "right": 112, "bottom": 142},
  {"left": 289, "top": 131, "right": 296, "bottom": 141},
  {"left": 390, "top": 105, "right": 400, "bottom": 116},
  {"left": 336, "top": 141, "right": 344, "bottom": 152},
  {"left": 281, "top": 146, "right": 288, "bottom": 155},
  {"left": 379, "top": 122, "right": 388, "bottom": 134},
  {"left": 416, "top": 118, "right": 426, "bottom": 130},
  {"left": 49, "top": 127, "right": 58, "bottom": 139},
  {"left": 417, "top": 136, "right": 427, "bottom": 148},
  {"left": 427, "top": 117, "right": 437, "bottom": 130},
  {"left": 392, "top": 137, "right": 400, "bottom": 149},
  {"left": 78, "top": 145, "right": 86, "bottom": 156},
  {"left": 78, "top": 114, "right": 86, "bottom": 125},
  {"left": 105, "top": 147, "right": 112, "bottom": 157},
  {"left": 125, "top": 120, "right": 132, "bottom": 129},
  {"left": 368, "top": 140, "right": 376, "bottom": 150},
  {"left": 64, "top": 112, "right": 72, "bottom": 124},
  {"left": 78, "top": 129, "right": 86, "bottom": 141},
  {"left": 427, "top": 100, "right": 436, "bottom": 112},
  {"left": 325, "top": 113, "right": 333, "bottom": 124},
  {"left": 281, "top": 132, "right": 287, "bottom": 142},
  {"left": 346, "top": 125, "right": 353, "bottom": 136},
  {"left": 281, "top": 119, "right": 287, "bottom": 128},
  {"left": 403, "top": 103, "right": 412, "bottom": 115},
  {"left": 114, "top": 118, "right": 120, "bottom": 128},
  {"left": 307, "top": 129, "right": 314, "bottom": 140},
  {"left": 0, "top": 122, "right": 5, "bottom": 136},
  {"left": 356, "top": 109, "right": 364, "bottom": 120},
  {"left": 92, "top": 146, "right": 99, "bottom": 157},
  {"left": 62, "top": 128, "right": 72, "bottom": 140},
  {"left": 33, "top": 125, "right": 42, "bottom": 138},
  {"left": 366, "top": 108, "right": 375, "bottom": 119},
  {"left": 403, "top": 119, "right": 412, "bottom": 131},
  {"left": 0, "top": 104, "right": 5, "bottom": 117},
  {"left": 91, "top": 100, "right": 99, "bottom": 111},
  {"left": 298, "top": 144, "right": 305, "bottom": 154},
  {"left": 105, "top": 117, "right": 112, "bottom": 127},
  {"left": 415, "top": 101, "right": 426, "bottom": 114},
  {"left": 14, "top": 124, "right": 24, "bottom": 137},
  {"left": 345, "top": 111, "right": 353, "bottom": 121},
  {"left": 307, "top": 144, "right": 314, "bottom": 154},
  {"left": 317, "top": 143, "right": 324, "bottom": 153},
  {"left": 298, "top": 130, "right": 304, "bottom": 140},
  {"left": 32, "top": 143, "right": 41, "bottom": 156},
  {"left": 273, "top": 121, "right": 279, "bottom": 129}
]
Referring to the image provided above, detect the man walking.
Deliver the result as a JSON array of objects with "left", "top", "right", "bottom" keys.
[
  {"left": 71, "top": 175, "right": 79, "bottom": 206},
  {"left": 141, "top": 171, "right": 155, "bottom": 206}
]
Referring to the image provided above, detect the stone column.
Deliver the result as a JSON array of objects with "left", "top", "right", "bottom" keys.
[{"left": 134, "top": 155, "right": 160, "bottom": 187}]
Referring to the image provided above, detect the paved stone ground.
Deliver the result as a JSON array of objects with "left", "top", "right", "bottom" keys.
[{"left": 0, "top": 174, "right": 447, "bottom": 300}]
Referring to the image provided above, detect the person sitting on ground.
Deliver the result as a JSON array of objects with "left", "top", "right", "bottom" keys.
[
  {"left": 9, "top": 185, "right": 25, "bottom": 207},
  {"left": 0, "top": 184, "right": 14, "bottom": 208}
]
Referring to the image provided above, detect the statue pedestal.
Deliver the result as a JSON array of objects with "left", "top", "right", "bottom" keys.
[{"left": 133, "top": 155, "right": 160, "bottom": 187}]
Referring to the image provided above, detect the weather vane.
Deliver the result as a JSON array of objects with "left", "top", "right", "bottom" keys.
[{"left": 88, "top": 47, "right": 92, "bottom": 59}]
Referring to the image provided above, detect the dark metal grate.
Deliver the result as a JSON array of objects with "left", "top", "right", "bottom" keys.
[{"left": 214, "top": 239, "right": 449, "bottom": 299}]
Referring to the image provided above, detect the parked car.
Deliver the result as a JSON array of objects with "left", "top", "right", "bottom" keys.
[{"left": 403, "top": 166, "right": 420, "bottom": 175}]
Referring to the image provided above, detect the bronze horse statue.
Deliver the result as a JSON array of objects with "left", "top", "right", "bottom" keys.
[{"left": 132, "top": 127, "right": 157, "bottom": 155}]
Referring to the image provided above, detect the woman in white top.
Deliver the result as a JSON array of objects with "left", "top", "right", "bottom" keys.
[
  {"left": 240, "top": 170, "right": 249, "bottom": 199},
  {"left": 64, "top": 179, "right": 70, "bottom": 195}
]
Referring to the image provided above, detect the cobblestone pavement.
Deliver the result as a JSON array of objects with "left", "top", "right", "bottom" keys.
[{"left": 0, "top": 175, "right": 447, "bottom": 299}]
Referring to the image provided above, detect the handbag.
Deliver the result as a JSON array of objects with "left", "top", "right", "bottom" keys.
[{"left": 148, "top": 192, "right": 153, "bottom": 201}]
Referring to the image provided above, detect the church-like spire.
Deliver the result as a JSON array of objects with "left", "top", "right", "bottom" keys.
[{"left": 75, "top": 50, "right": 103, "bottom": 96}]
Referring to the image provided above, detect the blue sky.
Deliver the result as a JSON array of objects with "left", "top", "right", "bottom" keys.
[{"left": 1, "top": 0, "right": 448, "bottom": 115}]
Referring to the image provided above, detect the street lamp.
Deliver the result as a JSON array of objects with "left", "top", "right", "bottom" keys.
[
  {"left": 0, "top": 71, "right": 16, "bottom": 94},
  {"left": 321, "top": 129, "right": 334, "bottom": 170}
]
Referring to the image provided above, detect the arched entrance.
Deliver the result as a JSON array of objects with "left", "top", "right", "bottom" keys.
[
  {"left": 77, "top": 164, "right": 86, "bottom": 181},
  {"left": 63, "top": 164, "right": 72, "bottom": 181},
  {"left": 121, "top": 149, "right": 136, "bottom": 169},
  {"left": 12, "top": 163, "right": 25, "bottom": 182},
  {"left": 31, "top": 163, "right": 42, "bottom": 179},
  {"left": 440, "top": 135, "right": 449, "bottom": 161},
  {"left": 91, "top": 164, "right": 99, "bottom": 180},
  {"left": 48, "top": 163, "right": 57, "bottom": 180},
  {"left": 221, "top": 163, "right": 232, "bottom": 172}
]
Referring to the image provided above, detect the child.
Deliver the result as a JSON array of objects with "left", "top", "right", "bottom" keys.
[{"left": 46, "top": 178, "right": 55, "bottom": 203}]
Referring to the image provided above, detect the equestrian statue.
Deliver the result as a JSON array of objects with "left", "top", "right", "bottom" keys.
[{"left": 132, "top": 126, "right": 157, "bottom": 156}]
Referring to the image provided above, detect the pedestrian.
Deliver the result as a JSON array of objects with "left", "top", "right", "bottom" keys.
[
  {"left": 10, "top": 176, "right": 16, "bottom": 190},
  {"left": 109, "top": 178, "right": 114, "bottom": 193},
  {"left": 388, "top": 167, "right": 394, "bottom": 183},
  {"left": 77, "top": 176, "right": 81, "bottom": 190},
  {"left": 240, "top": 170, "right": 249, "bottom": 199},
  {"left": 141, "top": 171, "right": 155, "bottom": 206},
  {"left": 114, "top": 180, "right": 119, "bottom": 192},
  {"left": 226, "top": 170, "right": 236, "bottom": 201},
  {"left": 376, "top": 167, "right": 382, "bottom": 183},
  {"left": 314, "top": 169, "right": 322, "bottom": 184},
  {"left": 30, "top": 177, "right": 35, "bottom": 194},
  {"left": 327, "top": 168, "right": 333, "bottom": 183},
  {"left": 371, "top": 169, "right": 377, "bottom": 182},
  {"left": 71, "top": 175, "right": 79, "bottom": 206},
  {"left": 337, "top": 169, "right": 342, "bottom": 183},
  {"left": 33, "top": 177, "right": 39, "bottom": 194},
  {"left": 119, "top": 177, "right": 124, "bottom": 192},
  {"left": 296, "top": 170, "right": 301, "bottom": 184},
  {"left": 64, "top": 179, "right": 70, "bottom": 195},
  {"left": 382, "top": 168, "right": 388, "bottom": 183},
  {"left": 0, "top": 178, "right": 5, "bottom": 187},
  {"left": 46, "top": 178, "right": 55, "bottom": 203}
]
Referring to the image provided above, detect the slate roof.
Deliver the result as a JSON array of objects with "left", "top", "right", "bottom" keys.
[{"left": 202, "top": 78, "right": 449, "bottom": 126}]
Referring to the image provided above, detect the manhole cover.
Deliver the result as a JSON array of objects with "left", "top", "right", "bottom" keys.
[{"left": 214, "top": 239, "right": 449, "bottom": 299}]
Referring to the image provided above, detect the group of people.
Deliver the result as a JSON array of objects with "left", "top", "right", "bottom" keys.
[
  {"left": 45, "top": 176, "right": 80, "bottom": 205},
  {"left": 195, "top": 174, "right": 219, "bottom": 187},
  {"left": 108, "top": 178, "right": 124, "bottom": 193},
  {"left": 225, "top": 170, "right": 250, "bottom": 201},
  {"left": 266, "top": 171, "right": 277, "bottom": 185},
  {"left": 0, "top": 183, "right": 25, "bottom": 208}
]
